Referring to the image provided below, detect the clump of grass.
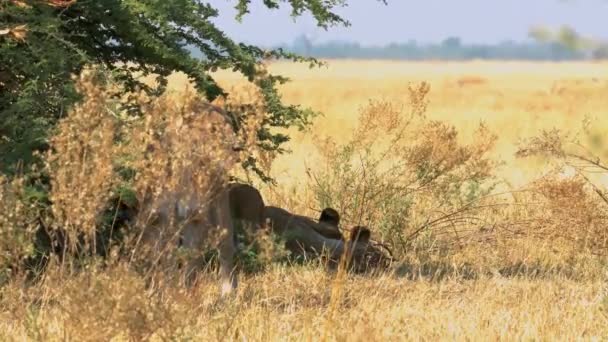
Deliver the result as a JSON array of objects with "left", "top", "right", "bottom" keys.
[
  {"left": 1, "top": 263, "right": 607, "bottom": 340},
  {"left": 515, "top": 124, "right": 608, "bottom": 254}
]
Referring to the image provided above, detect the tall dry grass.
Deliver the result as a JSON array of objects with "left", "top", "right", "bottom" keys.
[
  {"left": 1, "top": 61, "right": 608, "bottom": 340},
  {"left": 44, "top": 69, "right": 118, "bottom": 254},
  {"left": 195, "top": 60, "right": 608, "bottom": 190},
  {"left": 1, "top": 265, "right": 607, "bottom": 340}
]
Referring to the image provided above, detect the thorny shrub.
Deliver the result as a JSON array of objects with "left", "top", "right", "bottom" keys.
[{"left": 308, "top": 82, "right": 499, "bottom": 257}]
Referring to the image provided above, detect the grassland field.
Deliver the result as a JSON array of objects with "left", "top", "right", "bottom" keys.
[
  {"left": 170, "top": 60, "right": 608, "bottom": 191},
  {"left": 2, "top": 60, "right": 608, "bottom": 341}
]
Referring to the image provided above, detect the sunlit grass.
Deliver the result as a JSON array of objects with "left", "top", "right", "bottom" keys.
[
  {"left": 1, "top": 264, "right": 607, "bottom": 340},
  {"left": 167, "top": 60, "right": 608, "bottom": 191}
]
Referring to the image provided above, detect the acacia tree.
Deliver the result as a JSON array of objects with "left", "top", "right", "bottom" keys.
[{"left": 0, "top": 0, "right": 384, "bottom": 177}]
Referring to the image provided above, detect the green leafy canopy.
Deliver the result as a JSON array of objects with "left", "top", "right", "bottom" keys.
[{"left": 0, "top": 0, "right": 385, "bottom": 178}]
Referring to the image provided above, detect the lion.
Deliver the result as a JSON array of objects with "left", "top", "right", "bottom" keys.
[
  {"left": 135, "top": 103, "right": 243, "bottom": 297},
  {"left": 137, "top": 179, "right": 237, "bottom": 297},
  {"left": 131, "top": 181, "right": 267, "bottom": 298},
  {"left": 228, "top": 182, "right": 266, "bottom": 233},
  {"left": 263, "top": 206, "right": 389, "bottom": 271},
  {"left": 227, "top": 182, "right": 268, "bottom": 259},
  {"left": 349, "top": 225, "right": 370, "bottom": 244}
]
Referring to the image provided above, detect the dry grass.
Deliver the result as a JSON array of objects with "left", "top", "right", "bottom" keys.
[
  {"left": 170, "top": 60, "right": 608, "bottom": 191},
  {"left": 45, "top": 69, "right": 118, "bottom": 247},
  {"left": 2, "top": 60, "right": 608, "bottom": 340},
  {"left": 1, "top": 265, "right": 607, "bottom": 341}
]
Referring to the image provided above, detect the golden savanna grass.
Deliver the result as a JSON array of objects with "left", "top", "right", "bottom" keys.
[
  {"left": 174, "top": 60, "right": 608, "bottom": 191},
  {"left": 2, "top": 60, "right": 608, "bottom": 340},
  {"left": 1, "top": 265, "right": 607, "bottom": 340}
]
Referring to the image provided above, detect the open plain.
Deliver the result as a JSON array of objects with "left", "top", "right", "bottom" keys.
[{"left": 2, "top": 60, "right": 608, "bottom": 340}]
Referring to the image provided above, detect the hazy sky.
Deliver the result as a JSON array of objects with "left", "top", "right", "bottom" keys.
[{"left": 210, "top": 0, "right": 608, "bottom": 46}]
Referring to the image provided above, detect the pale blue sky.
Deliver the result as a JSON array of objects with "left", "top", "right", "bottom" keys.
[{"left": 209, "top": 0, "right": 608, "bottom": 46}]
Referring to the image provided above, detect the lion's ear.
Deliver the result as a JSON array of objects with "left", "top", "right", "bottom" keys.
[
  {"left": 350, "top": 226, "right": 371, "bottom": 243},
  {"left": 319, "top": 207, "right": 340, "bottom": 226}
]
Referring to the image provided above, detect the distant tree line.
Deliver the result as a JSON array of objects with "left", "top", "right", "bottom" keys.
[{"left": 269, "top": 33, "right": 608, "bottom": 61}]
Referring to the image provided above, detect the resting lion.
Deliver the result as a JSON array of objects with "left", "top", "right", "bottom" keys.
[
  {"left": 263, "top": 206, "right": 391, "bottom": 271},
  {"left": 135, "top": 103, "right": 246, "bottom": 297},
  {"left": 228, "top": 182, "right": 266, "bottom": 233}
]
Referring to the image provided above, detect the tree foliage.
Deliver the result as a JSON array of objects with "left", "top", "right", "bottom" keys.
[
  {"left": 529, "top": 25, "right": 608, "bottom": 58},
  {"left": 0, "top": 0, "right": 383, "bottom": 177}
]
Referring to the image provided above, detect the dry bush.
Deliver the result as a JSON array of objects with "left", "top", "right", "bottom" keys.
[
  {"left": 125, "top": 92, "right": 238, "bottom": 252},
  {"left": 44, "top": 68, "right": 117, "bottom": 253},
  {"left": 301, "top": 81, "right": 608, "bottom": 279},
  {"left": 118, "top": 89, "right": 265, "bottom": 279},
  {"left": 533, "top": 177, "right": 607, "bottom": 249},
  {"left": 515, "top": 124, "right": 608, "bottom": 255},
  {"left": 308, "top": 82, "right": 499, "bottom": 257}
]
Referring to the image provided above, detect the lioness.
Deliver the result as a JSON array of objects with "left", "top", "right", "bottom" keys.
[
  {"left": 139, "top": 181, "right": 237, "bottom": 296},
  {"left": 136, "top": 103, "right": 242, "bottom": 297},
  {"left": 263, "top": 206, "right": 385, "bottom": 270},
  {"left": 136, "top": 182, "right": 265, "bottom": 297},
  {"left": 228, "top": 182, "right": 266, "bottom": 232}
]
